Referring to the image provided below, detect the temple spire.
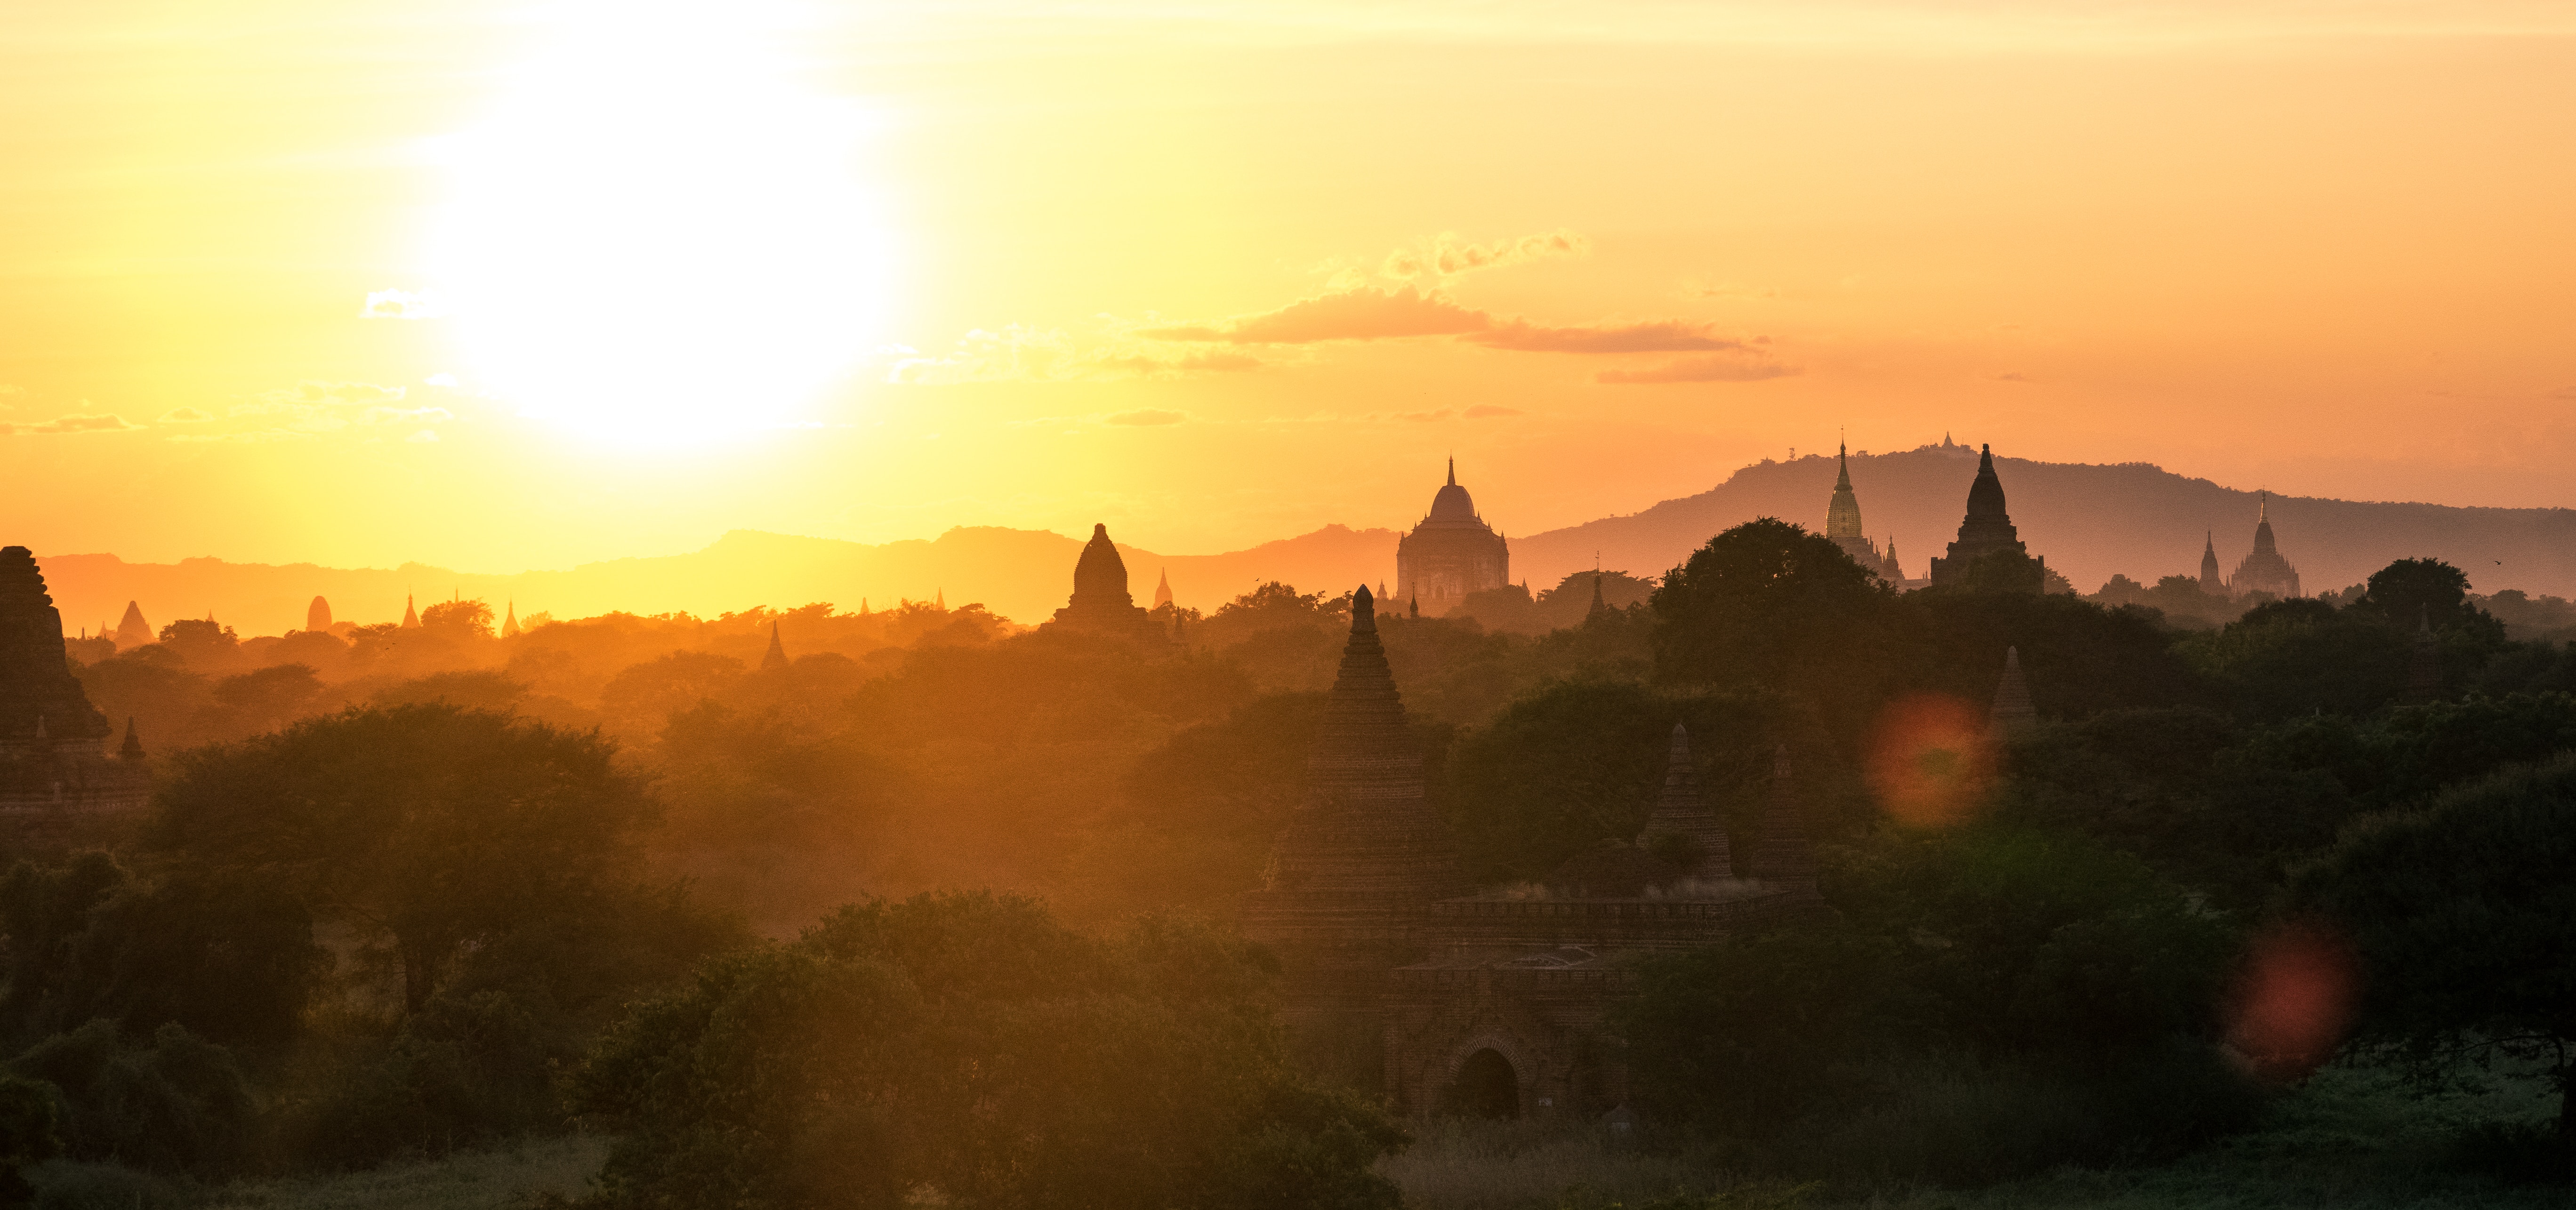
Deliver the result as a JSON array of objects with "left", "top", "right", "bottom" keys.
[
  {"left": 1446, "top": 457, "right": 1455, "bottom": 487},
  {"left": 1990, "top": 647, "right": 2037, "bottom": 734},
  {"left": 501, "top": 600, "right": 521, "bottom": 639},
  {"left": 762, "top": 621, "right": 789, "bottom": 671},
  {"left": 119, "top": 717, "right": 144, "bottom": 761},
  {"left": 401, "top": 593, "right": 419, "bottom": 628},
  {"left": 1747, "top": 743, "right": 1816, "bottom": 890},
  {"left": 1639, "top": 722, "right": 1729, "bottom": 876}
]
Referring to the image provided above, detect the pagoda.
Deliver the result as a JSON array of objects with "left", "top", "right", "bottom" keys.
[{"left": 0, "top": 547, "right": 151, "bottom": 815}]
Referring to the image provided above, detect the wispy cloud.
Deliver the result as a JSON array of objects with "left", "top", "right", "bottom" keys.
[
  {"left": 1597, "top": 355, "right": 1798, "bottom": 385},
  {"left": 360, "top": 289, "right": 448, "bottom": 320},
  {"left": 1464, "top": 404, "right": 1523, "bottom": 418},
  {"left": 1104, "top": 409, "right": 1187, "bottom": 426},
  {"left": 157, "top": 407, "right": 215, "bottom": 423},
  {"left": 2, "top": 413, "right": 143, "bottom": 435},
  {"left": 889, "top": 327, "right": 1268, "bottom": 385},
  {"left": 1139, "top": 287, "right": 1486, "bottom": 344},
  {"left": 1467, "top": 320, "right": 1744, "bottom": 353},
  {"left": 1379, "top": 230, "right": 1586, "bottom": 282}
]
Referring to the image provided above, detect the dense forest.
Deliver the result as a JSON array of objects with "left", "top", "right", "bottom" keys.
[{"left": 0, "top": 523, "right": 2569, "bottom": 1206}]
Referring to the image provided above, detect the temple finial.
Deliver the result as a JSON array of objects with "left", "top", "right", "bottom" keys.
[{"left": 1446, "top": 456, "right": 1455, "bottom": 488}]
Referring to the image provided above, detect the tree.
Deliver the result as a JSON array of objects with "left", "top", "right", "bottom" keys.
[
  {"left": 0, "top": 1074, "right": 60, "bottom": 1208},
  {"left": 1651, "top": 518, "right": 1888, "bottom": 693},
  {"left": 154, "top": 618, "right": 239, "bottom": 667},
  {"left": 2289, "top": 753, "right": 2576, "bottom": 1140},
  {"left": 420, "top": 598, "right": 496, "bottom": 640},
  {"left": 149, "top": 704, "right": 661, "bottom": 1011},
  {"left": 568, "top": 894, "right": 1405, "bottom": 1210}
]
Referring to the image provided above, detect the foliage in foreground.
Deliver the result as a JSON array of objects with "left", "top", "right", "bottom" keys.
[{"left": 567, "top": 892, "right": 1406, "bottom": 1210}]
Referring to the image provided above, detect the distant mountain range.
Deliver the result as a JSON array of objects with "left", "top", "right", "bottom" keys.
[
  {"left": 32, "top": 442, "right": 2576, "bottom": 635},
  {"left": 1512, "top": 441, "right": 2576, "bottom": 602}
]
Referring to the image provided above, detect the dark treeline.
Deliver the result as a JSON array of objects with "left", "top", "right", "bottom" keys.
[{"left": 0, "top": 522, "right": 2569, "bottom": 1202}]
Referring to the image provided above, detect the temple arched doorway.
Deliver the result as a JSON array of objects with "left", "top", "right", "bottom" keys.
[{"left": 1439, "top": 1047, "right": 1521, "bottom": 1119}]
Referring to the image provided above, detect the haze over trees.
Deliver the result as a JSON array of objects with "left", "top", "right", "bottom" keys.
[{"left": 1, "top": 515, "right": 2569, "bottom": 1200}]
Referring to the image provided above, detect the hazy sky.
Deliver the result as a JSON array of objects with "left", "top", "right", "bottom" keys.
[{"left": 4, "top": 1, "right": 2571, "bottom": 574}]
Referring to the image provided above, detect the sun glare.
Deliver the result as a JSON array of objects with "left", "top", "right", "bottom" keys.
[{"left": 431, "top": 2, "right": 886, "bottom": 444}]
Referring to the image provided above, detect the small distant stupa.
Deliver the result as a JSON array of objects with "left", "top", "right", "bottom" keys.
[
  {"left": 501, "top": 600, "right": 521, "bottom": 639},
  {"left": 1151, "top": 569, "right": 1174, "bottom": 610},
  {"left": 2226, "top": 493, "right": 2302, "bottom": 600},
  {"left": 306, "top": 595, "right": 333, "bottom": 633},
  {"left": 762, "top": 621, "right": 789, "bottom": 671},
  {"left": 401, "top": 593, "right": 420, "bottom": 628},
  {"left": 1990, "top": 646, "right": 2037, "bottom": 734}
]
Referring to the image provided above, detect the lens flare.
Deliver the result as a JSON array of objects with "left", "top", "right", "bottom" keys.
[
  {"left": 2227, "top": 921, "right": 2357, "bottom": 1083},
  {"left": 1865, "top": 692, "right": 1996, "bottom": 827}
]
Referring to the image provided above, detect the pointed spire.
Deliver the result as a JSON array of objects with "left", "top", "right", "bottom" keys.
[
  {"left": 1747, "top": 742, "right": 1816, "bottom": 890},
  {"left": 1446, "top": 456, "right": 1456, "bottom": 488},
  {"left": 401, "top": 593, "right": 419, "bottom": 628},
  {"left": 2405, "top": 605, "right": 2441, "bottom": 703},
  {"left": 1352, "top": 583, "right": 1377, "bottom": 633},
  {"left": 1990, "top": 646, "right": 2037, "bottom": 734},
  {"left": 1152, "top": 568, "right": 1174, "bottom": 610},
  {"left": 936, "top": 588, "right": 945, "bottom": 609},
  {"left": 1587, "top": 571, "right": 1610, "bottom": 620},
  {"left": 501, "top": 599, "right": 521, "bottom": 639},
  {"left": 861, "top": 598, "right": 870, "bottom": 616},
  {"left": 762, "top": 620, "right": 789, "bottom": 671},
  {"left": 1639, "top": 722, "right": 1729, "bottom": 876},
  {"left": 1835, "top": 440, "right": 1853, "bottom": 491},
  {"left": 1408, "top": 594, "right": 1418, "bottom": 618},
  {"left": 119, "top": 717, "right": 144, "bottom": 761}
]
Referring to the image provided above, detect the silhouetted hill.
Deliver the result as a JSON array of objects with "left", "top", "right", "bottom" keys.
[
  {"left": 35, "top": 524, "right": 1401, "bottom": 636},
  {"left": 1512, "top": 442, "right": 2576, "bottom": 599}
]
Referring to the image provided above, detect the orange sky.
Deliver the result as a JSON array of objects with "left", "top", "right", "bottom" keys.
[{"left": 4, "top": 1, "right": 2572, "bottom": 576}]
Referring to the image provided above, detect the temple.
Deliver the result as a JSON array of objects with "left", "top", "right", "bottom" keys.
[
  {"left": 0, "top": 548, "right": 151, "bottom": 816},
  {"left": 306, "top": 595, "right": 334, "bottom": 633},
  {"left": 2225, "top": 493, "right": 2302, "bottom": 599},
  {"left": 1151, "top": 569, "right": 1174, "bottom": 610},
  {"left": 1395, "top": 460, "right": 1509, "bottom": 613},
  {"left": 761, "top": 621, "right": 789, "bottom": 671},
  {"left": 501, "top": 601, "right": 522, "bottom": 639},
  {"left": 1044, "top": 524, "right": 1164, "bottom": 641},
  {"left": 1927, "top": 445, "right": 2047, "bottom": 591},
  {"left": 1245, "top": 591, "right": 1824, "bottom": 1119},
  {"left": 1989, "top": 647, "right": 2037, "bottom": 734},
  {"left": 1823, "top": 443, "right": 1903, "bottom": 582},
  {"left": 2198, "top": 535, "right": 2223, "bottom": 594},
  {"left": 112, "top": 601, "right": 151, "bottom": 649}
]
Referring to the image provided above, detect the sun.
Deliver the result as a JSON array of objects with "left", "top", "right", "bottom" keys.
[{"left": 430, "top": 2, "right": 887, "bottom": 444}]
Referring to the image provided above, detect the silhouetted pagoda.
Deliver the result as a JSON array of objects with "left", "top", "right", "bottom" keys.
[
  {"left": 112, "top": 601, "right": 151, "bottom": 649},
  {"left": 2226, "top": 493, "right": 2302, "bottom": 599},
  {"left": 1989, "top": 646, "right": 2037, "bottom": 735},
  {"left": 0, "top": 547, "right": 151, "bottom": 815},
  {"left": 1396, "top": 460, "right": 1509, "bottom": 613},
  {"left": 1927, "top": 444, "right": 2047, "bottom": 591},
  {"left": 761, "top": 621, "right": 789, "bottom": 671},
  {"left": 306, "top": 595, "right": 333, "bottom": 633},
  {"left": 2198, "top": 534, "right": 2224, "bottom": 594},
  {"left": 1043, "top": 524, "right": 1164, "bottom": 642},
  {"left": 1824, "top": 443, "right": 1903, "bottom": 582},
  {"left": 1252, "top": 591, "right": 1825, "bottom": 1117}
]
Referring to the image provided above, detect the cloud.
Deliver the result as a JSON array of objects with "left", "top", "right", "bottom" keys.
[
  {"left": 1104, "top": 409, "right": 1186, "bottom": 426},
  {"left": 1399, "top": 409, "right": 1456, "bottom": 422},
  {"left": 406, "top": 429, "right": 441, "bottom": 443},
  {"left": 889, "top": 327, "right": 1268, "bottom": 385},
  {"left": 1139, "top": 287, "right": 1487, "bottom": 344},
  {"left": 1381, "top": 230, "right": 1587, "bottom": 281},
  {"left": 1597, "top": 356, "right": 1799, "bottom": 385},
  {"left": 361, "top": 405, "right": 455, "bottom": 426},
  {"left": 360, "top": 289, "right": 448, "bottom": 320},
  {"left": 157, "top": 407, "right": 215, "bottom": 423},
  {"left": 1468, "top": 320, "right": 1745, "bottom": 353},
  {"left": 167, "top": 428, "right": 316, "bottom": 444},
  {"left": 1464, "top": 404, "right": 1523, "bottom": 419},
  {"left": 2, "top": 413, "right": 143, "bottom": 435}
]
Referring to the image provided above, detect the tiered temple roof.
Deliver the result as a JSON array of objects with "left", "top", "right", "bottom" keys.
[
  {"left": 1396, "top": 460, "right": 1510, "bottom": 609},
  {"left": 0, "top": 547, "right": 150, "bottom": 814},
  {"left": 1638, "top": 723, "right": 1729, "bottom": 877},
  {"left": 2226, "top": 493, "right": 2302, "bottom": 599},
  {"left": 1928, "top": 445, "right": 2045, "bottom": 591}
]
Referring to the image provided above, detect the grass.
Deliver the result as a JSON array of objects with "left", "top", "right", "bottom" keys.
[
  {"left": 27, "top": 1136, "right": 608, "bottom": 1210},
  {"left": 1385, "top": 1061, "right": 2568, "bottom": 1210}
]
